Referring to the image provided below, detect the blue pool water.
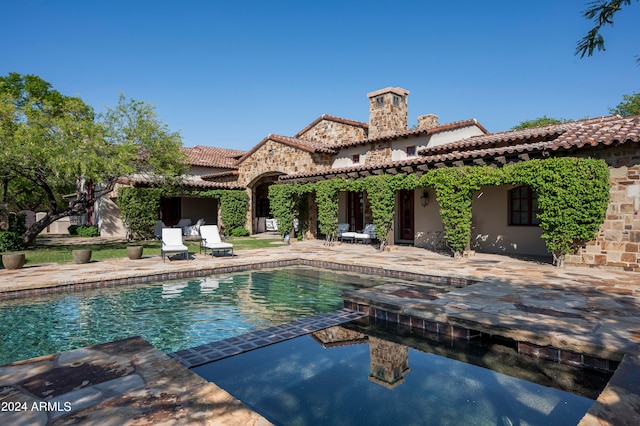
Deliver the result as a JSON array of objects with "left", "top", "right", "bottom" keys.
[
  {"left": 0, "top": 267, "right": 383, "bottom": 365},
  {"left": 194, "top": 322, "right": 606, "bottom": 426}
]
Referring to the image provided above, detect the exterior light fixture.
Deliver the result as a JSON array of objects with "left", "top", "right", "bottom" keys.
[{"left": 420, "top": 190, "right": 429, "bottom": 207}]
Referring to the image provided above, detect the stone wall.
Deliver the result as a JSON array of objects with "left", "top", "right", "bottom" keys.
[
  {"left": 237, "top": 139, "right": 332, "bottom": 186},
  {"left": 417, "top": 114, "right": 439, "bottom": 129},
  {"left": 365, "top": 141, "right": 392, "bottom": 165},
  {"left": 565, "top": 146, "right": 640, "bottom": 271},
  {"left": 297, "top": 119, "right": 367, "bottom": 146},
  {"left": 368, "top": 336, "right": 409, "bottom": 389}
]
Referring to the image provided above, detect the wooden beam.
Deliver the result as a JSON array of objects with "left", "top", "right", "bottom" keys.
[{"left": 473, "top": 158, "right": 486, "bottom": 166}]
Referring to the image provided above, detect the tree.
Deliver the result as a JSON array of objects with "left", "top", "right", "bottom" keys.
[
  {"left": 511, "top": 116, "right": 564, "bottom": 130},
  {"left": 575, "top": 0, "right": 638, "bottom": 62},
  {"left": 609, "top": 92, "right": 640, "bottom": 116},
  {"left": 0, "top": 73, "right": 186, "bottom": 246}
]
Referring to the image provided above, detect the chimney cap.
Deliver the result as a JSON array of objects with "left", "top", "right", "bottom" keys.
[{"left": 367, "top": 87, "right": 410, "bottom": 99}]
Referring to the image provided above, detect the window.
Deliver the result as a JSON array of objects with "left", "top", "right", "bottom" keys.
[
  {"left": 375, "top": 96, "right": 384, "bottom": 108},
  {"left": 509, "top": 186, "right": 540, "bottom": 226},
  {"left": 406, "top": 146, "right": 416, "bottom": 156},
  {"left": 392, "top": 95, "right": 402, "bottom": 107},
  {"left": 352, "top": 154, "right": 360, "bottom": 164}
]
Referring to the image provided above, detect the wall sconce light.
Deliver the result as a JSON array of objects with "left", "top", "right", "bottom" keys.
[{"left": 420, "top": 190, "right": 429, "bottom": 207}]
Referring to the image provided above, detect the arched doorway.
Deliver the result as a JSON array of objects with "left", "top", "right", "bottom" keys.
[{"left": 249, "top": 172, "right": 284, "bottom": 233}]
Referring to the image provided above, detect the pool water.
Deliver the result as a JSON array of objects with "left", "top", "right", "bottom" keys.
[
  {"left": 194, "top": 321, "right": 609, "bottom": 426},
  {"left": 0, "top": 267, "right": 389, "bottom": 365}
]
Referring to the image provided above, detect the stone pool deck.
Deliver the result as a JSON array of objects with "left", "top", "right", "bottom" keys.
[{"left": 1, "top": 239, "right": 640, "bottom": 424}]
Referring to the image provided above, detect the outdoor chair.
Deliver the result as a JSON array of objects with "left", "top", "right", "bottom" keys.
[
  {"left": 200, "top": 225, "right": 234, "bottom": 256},
  {"left": 154, "top": 220, "right": 167, "bottom": 239},
  {"left": 185, "top": 218, "right": 205, "bottom": 236},
  {"left": 161, "top": 228, "right": 189, "bottom": 261},
  {"left": 353, "top": 224, "right": 376, "bottom": 244},
  {"left": 337, "top": 223, "right": 352, "bottom": 242},
  {"left": 174, "top": 218, "right": 192, "bottom": 236}
]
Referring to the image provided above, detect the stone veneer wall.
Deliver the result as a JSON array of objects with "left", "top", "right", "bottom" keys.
[
  {"left": 237, "top": 139, "right": 332, "bottom": 186},
  {"left": 365, "top": 141, "right": 392, "bottom": 165},
  {"left": 297, "top": 119, "right": 367, "bottom": 146},
  {"left": 565, "top": 146, "right": 640, "bottom": 271}
]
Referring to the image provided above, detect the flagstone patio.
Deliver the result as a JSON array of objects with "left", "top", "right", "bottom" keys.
[{"left": 1, "top": 239, "right": 639, "bottom": 424}]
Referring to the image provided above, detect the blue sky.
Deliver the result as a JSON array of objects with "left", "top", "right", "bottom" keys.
[{"left": 1, "top": 1, "right": 638, "bottom": 150}]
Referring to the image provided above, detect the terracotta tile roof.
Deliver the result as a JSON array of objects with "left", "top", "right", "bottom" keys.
[
  {"left": 119, "top": 175, "right": 245, "bottom": 190},
  {"left": 236, "top": 134, "right": 337, "bottom": 164},
  {"left": 418, "top": 115, "right": 639, "bottom": 156},
  {"left": 279, "top": 115, "right": 640, "bottom": 182},
  {"left": 333, "top": 119, "right": 489, "bottom": 149},
  {"left": 181, "top": 145, "right": 246, "bottom": 169},
  {"left": 201, "top": 170, "right": 239, "bottom": 180},
  {"left": 294, "top": 114, "right": 368, "bottom": 138}
]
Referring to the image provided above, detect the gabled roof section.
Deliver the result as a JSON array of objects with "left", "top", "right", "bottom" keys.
[
  {"left": 334, "top": 119, "right": 489, "bottom": 149},
  {"left": 418, "top": 115, "right": 640, "bottom": 156},
  {"left": 294, "top": 114, "right": 368, "bottom": 138},
  {"left": 236, "top": 134, "right": 338, "bottom": 165},
  {"left": 181, "top": 145, "right": 246, "bottom": 169}
]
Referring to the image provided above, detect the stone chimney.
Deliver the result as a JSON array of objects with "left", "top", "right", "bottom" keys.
[
  {"left": 367, "top": 87, "right": 409, "bottom": 139},
  {"left": 417, "top": 114, "right": 438, "bottom": 130}
]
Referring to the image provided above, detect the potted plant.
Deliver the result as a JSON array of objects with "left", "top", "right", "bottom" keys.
[
  {"left": 1, "top": 252, "right": 25, "bottom": 270},
  {"left": 126, "top": 245, "right": 144, "bottom": 260},
  {"left": 72, "top": 249, "right": 92, "bottom": 264}
]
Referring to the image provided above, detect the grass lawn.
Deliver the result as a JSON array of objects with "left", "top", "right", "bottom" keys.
[{"left": 20, "top": 236, "right": 286, "bottom": 265}]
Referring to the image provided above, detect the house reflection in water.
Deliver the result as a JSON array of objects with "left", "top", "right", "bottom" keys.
[{"left": 311, "top": 326, "right": 410, "bottom": 389}]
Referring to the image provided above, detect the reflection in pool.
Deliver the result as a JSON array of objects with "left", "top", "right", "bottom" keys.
[{"left": 194, "top": 321, "right": 610, "bottom": 426}]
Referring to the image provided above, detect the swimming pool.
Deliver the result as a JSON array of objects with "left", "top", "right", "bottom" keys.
[
  {"left": 0, "top": 267, "right": 396, "bottom": 365},
  {"left": 194, "top": 320, "right": 611, "bottom": 426}
]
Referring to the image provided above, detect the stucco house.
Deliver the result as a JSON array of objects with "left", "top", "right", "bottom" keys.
[{"left": 99, "top": 87, "right": 640, "bottom": 270}]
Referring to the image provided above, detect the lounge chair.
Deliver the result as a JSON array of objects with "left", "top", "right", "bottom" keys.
[
  {"left": 161, "top": 228, "right": 189, "bottom": 261},
  {"left": 200, "top": 225, "right": 234, "bottom": 256},
  {"left": 353, "top": 224, "right": 376, "bottom": 244},
  {"left": 154, "top": 220, "right": 166, "bottom": 239},
  {"left": 337, "top": 223, "right": 352, "bottom": 242}
]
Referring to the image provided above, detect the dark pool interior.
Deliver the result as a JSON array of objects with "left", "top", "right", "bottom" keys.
[{"left": 193, "top": 318, "right": 612, "bottom": 426}]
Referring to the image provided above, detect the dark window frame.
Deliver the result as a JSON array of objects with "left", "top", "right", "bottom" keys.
[
  {"left": 509, "top": 186, "right": 540, "bottom": 226},
  {"left": 406, "top": 145, "right": 416, "bottom": 156}
]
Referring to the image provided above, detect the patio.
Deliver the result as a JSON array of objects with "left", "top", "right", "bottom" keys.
[{"left": 1, "top": 239, "right": 640, "bottom": 424}]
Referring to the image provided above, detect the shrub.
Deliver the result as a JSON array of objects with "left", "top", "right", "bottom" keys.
[
  {"left": 68, "top": 225, "right": 79, "bottom": 235},
  {"left": 8, "top": 212, "right": 26, "bottom": 234},
  {"left": 0, "top": 231, "right": 25, "bottom": 253},
  {"left": 230, "top": 227, "right": 250, "bottom": 237},
  {"left": 76, "top": 225, "right": 99, "bottom": 237}
]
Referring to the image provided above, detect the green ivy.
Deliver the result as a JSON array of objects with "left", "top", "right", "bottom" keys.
[
  {"left": 203, "top": 190, "right": 249, "bottom": 236},
  {"left": 118, "top": 187, "right": 164, "bottom": 240},
  {"left": 506, "top": 158, "right": 610, "bottom": 266},
  {"left": 314, "top": 179, "right": 347, "bottom": 244},
  {"left": 267, "top": 157, "right": 610, "bottom": 265}
]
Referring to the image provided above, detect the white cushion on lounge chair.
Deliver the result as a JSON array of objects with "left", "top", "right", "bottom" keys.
[
  {"left": 161, "top": 228, "right": 189, "bottom": 261},
  {"left": 200, "top": 225, "right": 233, "bottom": 256},
  {"left": 354, "top": 224, "right": 376, "bottom": 243},
  {"left": 337, "top": 223, "right": 353, "bottom": 241}
]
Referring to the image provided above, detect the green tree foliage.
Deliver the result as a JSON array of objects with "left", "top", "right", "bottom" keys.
[
  {"left": 213, "top": 190, "right": 250, "bottom": 236},
  {"left": 576, "top": 0, "right": 638, "bottom": 63},
  {"left": 0, "top": 73, "right": 186, "bottom": 246},
  {"left": 511, "top": 116, "right": 565, "bottom": 130},
  {"left": 609, "top": 92, "right": 640, "bottom": 116}
]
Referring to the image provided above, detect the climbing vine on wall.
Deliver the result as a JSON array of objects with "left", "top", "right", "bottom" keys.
[
  {"left": 118, "top": 187, "right": 249, "bottom": 239},
  {"left": 266, "top": 157, "right": 610, "bottom": 264},
  {"left": 117, "top": 187, "right": 165, "bottom": 240},
  {"left": 505, "top": 158, "right": 610, "bottom": 266}
]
